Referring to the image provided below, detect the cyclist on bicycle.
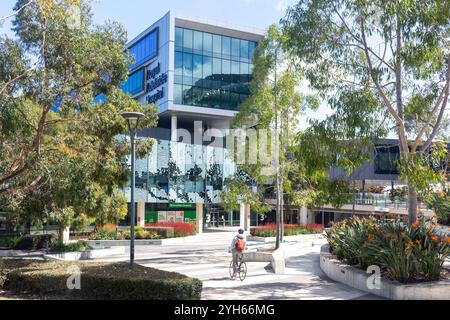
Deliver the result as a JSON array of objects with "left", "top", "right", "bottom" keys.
[{"left": 229, "top": 229, "right": 246, "bottom": 279}]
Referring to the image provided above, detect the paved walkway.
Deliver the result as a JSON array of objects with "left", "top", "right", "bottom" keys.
[{"left": 91, "top": 231, "right": 382, "bottom": 300}]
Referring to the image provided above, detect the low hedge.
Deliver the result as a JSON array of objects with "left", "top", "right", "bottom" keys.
[
  {"left": 13, "top": 234, "right": 57, "bottom": 251},
  {"left": 143, "top": 227, "right": 174, "bottom": 239},
  {"left": 1, "top": 259, "right": 202, "bottom": 300}
]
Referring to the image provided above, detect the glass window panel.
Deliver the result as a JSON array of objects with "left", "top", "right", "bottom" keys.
[
  {"left": 222, "top": 59, "right": 231, "bottom": 83},
  {"left": 221, "top": 90, "right": 230, "bottom": 109},
  {"left": 193, "top": 31, "right": 203, "bottom": 52},
  {"left": 192, "top": 87, "right": 203, "bottom": 106},
  {"left": 203, "top": 56, "right": 212, "bottom": 78},
  {"left": 240, "top": 40, "right": 249, "bottom": 60},
  {"left": 175, "top": 27, "right": 183, "bottom": 49},
  {"left": 183, "top": 29, "right": 193, "bottom": 50},
  {"left": 193, "top": 54, "right": 203, "bottom": 83},
  {"left": 183, "top": 52, "right": 193, "bottom": 85},
  {"left": 203, "top": 33, "right": 213, "bottom": 56},
  {"left": 129, "top": 30, "right": 158, "bottom": 70},
  {"left": 183, "top": 85, "right": 193, "bottom": 105},
  {"left": 231, "top": 38, "right": 240, "bottom": 60},
  {"left": 213, "top": 34, "right": 222, "bottom": 55},
  {"left": 175, "top": 51, "right": 183, "bottom": 76},
  {"left": 174, "top": 84, "right": 183, "bottom": 104},
  {"left": 249, "top": 41, "right": 256, "bottom": 61},
  {"left": 212, "top": 58, "right": 221, "bottom": 76},
  {"left": 183, "top": 52, "right": 193, "bottom": 76},
  {"left": 222, "top": 36, "right": 231, "bottom": 59}
]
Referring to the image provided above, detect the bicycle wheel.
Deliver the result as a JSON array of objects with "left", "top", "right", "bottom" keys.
[
  {"left": 238, "top": 261, "right": 247, "bottom": 281},
  {"left": 229, "top": 260, "right": 235, "bottom": 278}
]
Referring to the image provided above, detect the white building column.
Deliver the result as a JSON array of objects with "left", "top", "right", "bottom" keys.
[
  {"left": 171, "top": 114, "right": 177, "bottom": 142},
  {"left": 137, "top": 202, "right": 145, "bottom": 227},
  {"left": 196, "top": 203, "right": 203, "bottom": 234},
  {"left": 240, "top": 203, "right": 251, "bottom": 232},
  {"left": 300, "top": 206, "right": 308, "bottom": 225}
]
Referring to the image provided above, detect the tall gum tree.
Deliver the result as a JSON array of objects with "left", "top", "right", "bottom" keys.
[{"left": 281, "top": 0, "right": 450, "bottom": 225}]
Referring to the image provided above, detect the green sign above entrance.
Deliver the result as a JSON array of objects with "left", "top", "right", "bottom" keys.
[{"left": 168, "top": 203, "right": 194, "bottom": 209}]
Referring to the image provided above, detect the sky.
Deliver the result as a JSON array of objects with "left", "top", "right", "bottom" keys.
[
  {"left": 0, "top": 0, "right": 330, "bottom": 128},
  {"left": 0, "top": 0, "right": 298, "bottom": 40}
]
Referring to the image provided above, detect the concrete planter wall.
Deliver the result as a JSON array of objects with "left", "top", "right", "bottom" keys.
[
  {"left": 320, "top": 245, "right": 450, "bottom": 300},
  {"left": 86, "top": 235, "right": 201, "bottom": 247},
  {"left": 44, "top": 247, "right": 125, "bottom": 261},
  {"left": 248, "top": 234, "right": 324, "bottom": 243},
  {"left": 243, "top": 249, "right": 285, "bottom": 274}
]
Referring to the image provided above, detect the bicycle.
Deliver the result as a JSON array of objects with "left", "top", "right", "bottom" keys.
[{"left": 229, "top": 253, "right": 247, "bottom": 281}]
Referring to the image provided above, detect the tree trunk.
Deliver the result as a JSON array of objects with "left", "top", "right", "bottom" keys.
[{"left": 407, "top": 185, "right": 418, "bottom": 225}]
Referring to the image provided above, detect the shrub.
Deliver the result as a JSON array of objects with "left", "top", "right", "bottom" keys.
[
  {"left": 149, "top": 223, "right": 196, "bottom": 238},
  {"left": 144, "top": 226, "right": 175, "bottom": 239},
  {"left": 250, "top": 224, "right": 323, "bottom": 237},
  {"left": 89, "top": 230, "right": 122, "bottom": 240},
  {"left": 13, "top": 234, "right": 57, "bottom": 251},
  {"left": 0, "top": 236, "right": 21, "bottom": 249},
  {"left": 50, "top": 241, "right": 91, "bottom": 253},
  {"left": 325, "top": 217, "right": 450, "bottom": 283},
  {"left": 2, "top": 260, "right": 202, "bottom": 300}
]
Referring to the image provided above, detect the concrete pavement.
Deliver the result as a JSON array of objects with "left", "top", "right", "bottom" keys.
[{"left": 90, "top": 231, "right": 382, "bottom": 300}]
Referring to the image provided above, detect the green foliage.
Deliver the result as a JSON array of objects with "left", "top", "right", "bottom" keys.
[
  {"left": 2, "top": 260, "right": 202, "bottom": 300},
  {"left": 326, "top": 217, "right": 450, "bottom": 282},
  {"left": 425, "top": 188, "right": 450, "bottom": 224},
  {"left": 13, "top": 234, "right": 57, "bottom": 251},
  {"left": 50, "top": 240, "right": 91, "bottom": 253},
  {"left": 88, "top": 230, "right": 120, "bottom": 241},
  {"left": 281, "top": 0, "right": 450, "bottom": 224},
  {"left": 0, "top": 0, "right": 158, "bottom": 231},
  {"left": 0, "top": 236, "right": 21, "bottom": 248}
]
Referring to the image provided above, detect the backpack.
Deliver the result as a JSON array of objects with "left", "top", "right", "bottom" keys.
[{"left": 235, "top": 238, "right": 245, "bottom": 252}]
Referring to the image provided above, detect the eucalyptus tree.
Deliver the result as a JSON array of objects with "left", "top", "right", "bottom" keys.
[
  {"left": 0, "top": 0, "right": 158, "bottom": 230},
  {"left": 282, "top": 0, "right": 450, "bottom": 225}
]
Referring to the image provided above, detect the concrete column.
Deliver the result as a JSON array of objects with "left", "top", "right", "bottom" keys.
[
  {"left": 137, "top": 202, "right": 145, "bottom": 227},
  {"left": 244, "top": 204, "right": 251, "bottom": 232},
  {"left": 239, "top": 203, "right": 245, "bottom": 230},
  {"left": 300, "top": 206, "right": 308, "bottom": 225},
  {"left": 196, "top": 203, "right": 203, "bottom": 234},
  {"left": 171, "top": 114, "right": 177, "bottom": 142}
]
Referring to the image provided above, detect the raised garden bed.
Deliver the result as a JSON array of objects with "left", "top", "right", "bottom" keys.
[{"left": 320, "top": 245, "right": 450, "bottom": 300}]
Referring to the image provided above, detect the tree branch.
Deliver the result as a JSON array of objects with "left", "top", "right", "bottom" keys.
[
  {"left": 359, "top": 16, "right": 409, "bottom": 154},
  {"left": 0, "top": 0, "right": 34, "bottom": 24}
]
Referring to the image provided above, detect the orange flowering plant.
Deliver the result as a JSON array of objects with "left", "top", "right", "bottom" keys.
[{"left": 326, "top": 216, "right": 450, "bottom": 283}]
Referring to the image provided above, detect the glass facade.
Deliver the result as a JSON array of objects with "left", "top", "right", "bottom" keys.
[
  {"left": 120, "top": 68, "right": 144, "bottom": 96},
  {"left": 374, "top": 146, "right": 400, "bottom": 175},
  {"left": 129, "top": 29, "right": 158, "bottom": 71},
  {"left": 124, "top": 140, "right": 237, "bottom": 204},
  {"left": 174, "top": 27, "right": 257, "bottom": 110}
]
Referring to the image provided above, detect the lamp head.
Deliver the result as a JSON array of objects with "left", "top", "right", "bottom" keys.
[{"left": 120, "top": 112, "right": 145, "bottom": 122}]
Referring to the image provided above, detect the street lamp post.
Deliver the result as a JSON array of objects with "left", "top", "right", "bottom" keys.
[{"left": 121, "top": 112, "right": 145, "bottom": 267}]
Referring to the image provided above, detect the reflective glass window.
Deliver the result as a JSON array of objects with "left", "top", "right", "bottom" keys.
[
  {"left": 213, "top": 34, "right": 222, "bottom": 56},
  {"left": 183, "top": 52, "right": 193, "bottom": 85},
  {"left": 183, "top": 29, "right": 193, "bottom": 50},
  {"left": 129, "top": 29, "right": 158, "bottom": 70},
  {"left": 222, "top": 36, "right": 231, "bottom": 59},
  {"left": 203, "top": 33, "right": 213, "bottom": 56},
  {"left": 193, "top": 54, "right": 203, "bottom": 84},
  {"left": 174, "top": 84, "right": 183, "bottom": 104},
  {"left": 175, "top": 51, "right": 183, "bottom": 84},
  {"left": 193, "top": 31, "right": 203, "bottom": 53},
  {"left": 120, "top": 68, "right": 144, "bottom": 95},
  {"left": 240, "top": 40, "right": 249, "bottom": 61},
  {"left": 231, "top": 38, "right": 240, "bottom": 60},
  {"left": 175, "top": 27, "right": 183, "bottom": 50}
]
